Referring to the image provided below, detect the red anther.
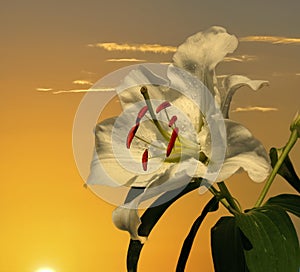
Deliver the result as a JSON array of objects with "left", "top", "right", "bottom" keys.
[
  {"left": 166, "top": 127, "right": 179, "bottom": 157},
  {"left": 168, "top": 115, "right": 177, "bottom": 127},
  {"left": 136, "top": 105, "right": 148, "bottom": 123},
  {"left": 142, "top": 149, "right": 149, "bottom": 171},
  {"left": 156, "top": 101, "right": 171, "bottom": 113},
  {"left": 126, "top": 123, "right": 139, "bottom": 149}
]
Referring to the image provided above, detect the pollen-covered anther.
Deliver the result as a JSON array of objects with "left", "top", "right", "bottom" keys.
[
  {"left": 166, "top": 127, "right": 179, "bottom": 157},
  {"left": 136, "top": 105, "right": 148, "bottom": 123},
  {"left": 126, "top": 123, "right": 139, "bottom": 149},
  {"left": 156, "top": 101, "right": 171, "bottom": 113},
  {"left": 142, "top": 149, "right": 149, "bottom": 171},
  {"left": 168, "top": 115, "right": 177, "bottom": 127}
]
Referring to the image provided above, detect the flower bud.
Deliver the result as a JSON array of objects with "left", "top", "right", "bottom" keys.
[{"left": 290, "top": 112, "right": 300, "bottom": 138}]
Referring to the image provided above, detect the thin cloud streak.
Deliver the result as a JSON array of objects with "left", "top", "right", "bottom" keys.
[
  {"left": 81, "top": 70, "right": 96, "bottom": 75},
  {"left": 232, "top": 106, "right": 278, "bottom": 113},
  {"left": 240, "top": 35, "right": 300, "bottom": 44},
  {"left": 224, "top": 54, "right": 258, "bottom": 62},
  {"left": 272, "top": 72, "right": 300, "bottom": 77},
  {"left": 89, "top": 41, "right": 257, "bottom": 62},
  {"left": 88, "top": 42, "right": 177, "bottom": 54},
  {"left": 106, "top": 58, "right": 146, "bottom": 62},
  {"left": 73, "top": 80, "right": 93, "bottom": 85},
  {"left": 53, "top": 88, "right": 115, "bottom": 94},
  {"left": 36, "top": 88, "right": 53, "bottom": 92}
]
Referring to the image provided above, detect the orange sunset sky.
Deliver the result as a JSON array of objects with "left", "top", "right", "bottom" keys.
[{"left": 1, "top": 1, "right": 300, "bottom": 271}]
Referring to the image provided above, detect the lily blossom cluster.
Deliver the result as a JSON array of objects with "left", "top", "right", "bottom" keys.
[{"left": 87, "top": 26, "right": 271, "bottom": 241}]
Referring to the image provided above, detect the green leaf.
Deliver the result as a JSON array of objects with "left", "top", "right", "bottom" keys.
[
  {"left": 176, "top": 196, "right": 219, "bottom": 272},
  {"left": 127, "top": 179, "right": 202, "bottom": 272},
  {"left": 270, "top": 147, "right": 300, "bottom": 193},
  {"left": 211, "top": 216, "right": 249, "bottom": 272},
  {"left": 236, "top": 206, "right": 300, "bottom": 272},
  {"left": 265, "top": 194, "right": 300, "bottom": 217}
]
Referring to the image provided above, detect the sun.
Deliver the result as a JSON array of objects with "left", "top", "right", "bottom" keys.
[{"left": 35, "top": 268, "right": 56, "bottom": 272}]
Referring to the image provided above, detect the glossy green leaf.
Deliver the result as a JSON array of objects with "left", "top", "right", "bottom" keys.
[
  {"left": 236, "top": 206, "right": 300, "bottom": 272},
  {"left": 211, "top": 217, "right": 249, "bottom": 272},
  {"left": 265, "top": 194, "right": 300, "bottom": 217},
  {"left": 270, "top": 147, "right": 300, "bottom": 193}
]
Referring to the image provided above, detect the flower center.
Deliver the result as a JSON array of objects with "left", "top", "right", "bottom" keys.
[{"left": 126, "top": 86, "right": 204, "bottom": 171}]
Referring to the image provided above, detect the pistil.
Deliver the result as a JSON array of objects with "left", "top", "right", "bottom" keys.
[{"left": 140, "top": 86, "right": 169, "bottom": 140}]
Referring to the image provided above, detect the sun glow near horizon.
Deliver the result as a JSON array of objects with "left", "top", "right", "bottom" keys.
[{"left": 35, "top": 267, "right": 56, "bottom": 272}]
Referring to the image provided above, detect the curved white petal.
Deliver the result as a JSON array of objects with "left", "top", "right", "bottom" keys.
[
  {"left": 167, "top": 64, "right": 221, "bottom": 133},
  {"left": 221, "top": 75, "right": 269, "bottom": 118},
  {"left": 115, "top": 65, "right": 178, "bottom": 110},
  {"left": 194, "top": 120, "right": 271, "bottom": 182},
  {"left": 112, "top": 166, "right": 195, "bottom": 242},
  {"left": 112, "top": 196, "right": 146, "bottom": 242},
  {"left": 87, "top": 118, "right": 137, "bottom": 186},
  {"left": 218, "top": 152, "right": 271, "bottom": 182},
  {"left": 172, "top": 26, "right": 238, "bottom": 98},
  {"left": 221, "top": 120, "right": 271, "bottom": 182}
]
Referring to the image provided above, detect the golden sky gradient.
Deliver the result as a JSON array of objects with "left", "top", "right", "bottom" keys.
[{"left": 1, "top": 1, "right": 300, "bottom": 271}]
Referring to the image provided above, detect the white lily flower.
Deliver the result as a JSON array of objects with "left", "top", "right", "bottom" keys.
[{"left": 87, "top": 26, "right": 271, "bottom": 242}]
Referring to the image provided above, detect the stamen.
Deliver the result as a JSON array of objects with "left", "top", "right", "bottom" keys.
[
  {"left": 168, "top": 115, "right": 177, "bottom": 127},
  {"left": 164, "top": 108, "right": 171, "bottom": 124},
  {"left": 126, "top": 123, "right": 139, "bottom": 149},
  {"left": 166, "top": 127, "right": 179, "bottom": 157},
  {"left": 136, "top": 105, "right": 148, "bottom": 123},
  {"left": 156, "top": 101, "right": 171, "bottom": 113},
  {"left": 135, "top": 135, "right": 165, "bottom": 150},
  {"left": 142, "top": 149, "right": 148, "bottom": 171}
]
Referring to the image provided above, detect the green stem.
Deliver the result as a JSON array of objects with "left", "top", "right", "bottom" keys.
[
  {"left": 217, "top": 182, "right": 242, "bottom": 213},
  {"left": 254, "top": 129, "right": 298, "bottom": 207},
  {"left": 208, "top": 184, "right": 238, "bottom": 215}
]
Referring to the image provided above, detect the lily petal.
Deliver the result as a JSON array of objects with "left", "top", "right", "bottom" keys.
[
  {"left": 87, "top": 118, "right": 138, "bottom": 187},
  {"left": 195, "top": 120, "right": 271, "bottom": 182},
  {"left": 115, "top": 65, "right": 175, "bottom": 110},
  {"left": 221, "top": 75, "right": 269, "bottom": 118},
  {"left": 223, "top": 120, "right": 271, "bottom": 181},
  {"left": 167, "top": 64, "right": 220, "bottom": 133},
  {"left": 172, "top": 26, "right": 238, "bottom": 99},
  {"left": 112, "top": 197, "right": 146, "bottom": 242},
  {"left": 112, "top": 167, "right": 195, "bottom": 242}
]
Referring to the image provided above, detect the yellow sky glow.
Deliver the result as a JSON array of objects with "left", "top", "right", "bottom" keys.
[
  {"left": 2, "top": 1, "right": 300, "bottom": 271},
  {"left": 35, "top": 267, "right": 56, "bottom": 272}
]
